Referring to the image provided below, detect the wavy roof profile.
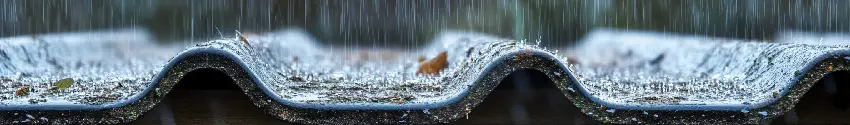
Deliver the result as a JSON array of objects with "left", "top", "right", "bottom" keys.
[{"left": 1, "top": 28, "right": 849, "bottom": 124}]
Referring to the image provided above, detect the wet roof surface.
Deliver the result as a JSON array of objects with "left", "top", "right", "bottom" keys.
[
  {"left": 1, "top": 28, "right": 849, "bottom": 124},
  {"left": 569, "top": 29, "right": 847, "bottom": 108}
]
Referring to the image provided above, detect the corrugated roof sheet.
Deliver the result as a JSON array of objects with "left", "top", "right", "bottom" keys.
[{"left": 1, "top": 28, "right": 849, "bottom": 124}]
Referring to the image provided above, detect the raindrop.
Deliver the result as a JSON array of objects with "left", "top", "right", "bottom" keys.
[
  {"left": 535, "top": 39, "right": 541, "bottom": 46},
  {"left": 758, "top": 111, "right": 768, "bottom": 116},
  {"left": 606, "top": 109, "right": 616, "bottom": 113},
  {"left": 423, "top": 109, "right": 430, "bottom": 114},
  {"left": 740, "top": 108, "right": 750, "bottom": 113}
]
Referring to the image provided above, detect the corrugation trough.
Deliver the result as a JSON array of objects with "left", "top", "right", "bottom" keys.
[{"left": 1, "top": 28, "right": 849, "bottom": 124}]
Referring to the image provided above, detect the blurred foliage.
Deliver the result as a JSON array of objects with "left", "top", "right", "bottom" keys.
[
  {"left": 0, "top": 0, "right": 155, "bottom": 37},
  {"left": 1, "top": 0, "right": 848, "bottom": 47}
]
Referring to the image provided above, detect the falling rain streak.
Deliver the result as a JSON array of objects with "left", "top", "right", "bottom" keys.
[
  {"left": 1, "top": 0, "right": 849, "bottom": 124},
  {"left": 0, "top": 0, "right": 846, "bottom": 47}
]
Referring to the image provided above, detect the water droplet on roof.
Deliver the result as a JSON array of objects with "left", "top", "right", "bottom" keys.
[
  {"left": 740, "top": 108, "right": 750, "bottom": 113},
  {"left": 758, "top": 111, "right": 768, "bottom": 116}
]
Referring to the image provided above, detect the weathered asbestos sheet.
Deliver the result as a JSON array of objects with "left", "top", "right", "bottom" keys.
[
  {"left": 0, "top": 30, "right": 180, "bottom": 106},
  {"left": 1, "top": 28, "right": 849, "bottom": 124},
  {"left": 562, "top": 29, "right": 850, "bottom": 124}
]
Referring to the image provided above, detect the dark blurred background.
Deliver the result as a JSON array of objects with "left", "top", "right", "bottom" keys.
[{"left": 1, "top": 0, "right": 848, "bottom": 47}]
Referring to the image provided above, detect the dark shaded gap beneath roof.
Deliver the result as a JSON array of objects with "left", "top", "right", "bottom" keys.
[
  {"left": 172, "top": 68, "right": 242, "bottom": 90},
  {"left": 774, "top": 71, "right": 850, "bottom": 124},
  {"left": 128, "top": 68, "right": 294, "bottom": 125},
  {"left": 128, "top": 68, "right": 601, "bottom": 124},
  {"left": 454, "top": 69, "right": 599, "bottom": 124}
]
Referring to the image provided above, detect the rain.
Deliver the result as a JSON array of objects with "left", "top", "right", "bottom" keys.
[{"left": 1, "top": 0, "right": 850, "bottom": 124}]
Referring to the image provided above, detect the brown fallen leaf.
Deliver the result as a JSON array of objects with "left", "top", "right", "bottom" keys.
[
  {"left": 16, "top": 86, "right": 31, "bottom": 97},
  {"left": 240, "top": 36, "right": 250, "bottom": 46},
  {"left": 237, "top": 32, "right": 251, "bottom": 48},
  {"left": 417, "top": 51, "right": 448, "bottom": 75}
]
